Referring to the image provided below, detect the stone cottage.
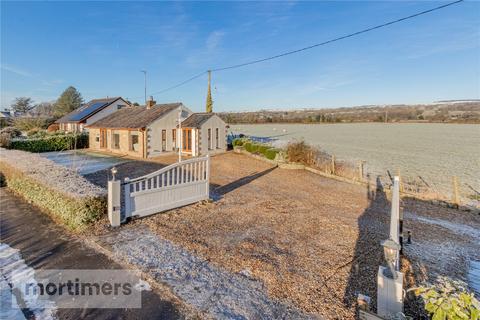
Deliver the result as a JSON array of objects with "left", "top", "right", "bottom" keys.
[{"left": 86, "top": 100, "right": 227, "bottom": 158}]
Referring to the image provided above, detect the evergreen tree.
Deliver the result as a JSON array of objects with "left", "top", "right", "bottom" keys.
[
  {"left": 54, "top": 86, "right": 83, "bottom": 117},
  {"left": 206, "top": 71, "right": 213, "bottom": 113},
  {"left": 10, "top": 97, "right": 34, "bottom": 114}
]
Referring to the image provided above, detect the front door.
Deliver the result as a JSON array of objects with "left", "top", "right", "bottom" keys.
[
  {"left": 182, "top": 128, "right": 192, "bottom": 152},
  {"left": 100, "top": 129, "right": 107, "bottom": 148}
]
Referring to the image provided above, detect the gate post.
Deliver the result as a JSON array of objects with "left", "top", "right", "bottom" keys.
[
  {"left": 206, "top": 155, "right": 210, "bottom": 199},
  {"left": 108, "top": 168, "right": 121, "bottom": 227}
]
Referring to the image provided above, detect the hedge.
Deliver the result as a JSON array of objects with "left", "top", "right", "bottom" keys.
[
  {"left": 264, "top": 148, "right": 279, "bottom": 160},
  {"left": 0, "top": 163, "right": 105, "bottom": 230},
  {"left": 232, "top": 138, "right": 245, "bottom": 147},
  {"left": 9, "top": 133, "right": 88, "bottom": 152},
  {"left": 244, "top": 142, "right": 253, "bottom": 152},
  {"left": 241, "top": 140, "right": 279, "bottom": 161}
]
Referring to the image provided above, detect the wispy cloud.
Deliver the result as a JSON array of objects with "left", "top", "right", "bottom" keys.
[
  {"left": 1, "top": 64, "right": 33, "bottom": 77},
  {"left": 206, "top": 31, "right": 225, "bottom": 52},
  {"left": 42, "top": 79, "right": 64, "bottom": 87}
]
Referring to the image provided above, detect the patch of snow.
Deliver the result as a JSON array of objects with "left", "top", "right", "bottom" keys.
[
  {"left": 468, "top": 260, "right": 480, "bottom": 297},
  {"left": 0, "top": 243, "right": 56, "bottom": 319},
  {"left": 0, "top": 276, "right": 25, "bottom": 320},
  {"left": 111, "top": 227, "right": 316, "bottom": 319}
]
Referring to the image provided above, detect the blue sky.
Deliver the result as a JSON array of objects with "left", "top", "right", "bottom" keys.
[{"left": 1, "top": 1, "right": 479, "bottom": 112}]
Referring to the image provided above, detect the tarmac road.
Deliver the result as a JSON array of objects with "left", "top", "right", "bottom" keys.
[{"left": 0, "top": 187, "right": 183, "bottom": 320}]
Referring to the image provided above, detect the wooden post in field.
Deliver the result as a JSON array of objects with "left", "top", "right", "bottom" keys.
[
  {"left": 358, "top": 161, "right": 364, "bottom": 181},
  {"left": 452, "top": 176, "right": 460, "bottom": 206},
  {"left": 331, "top": 154, "right": 336, "bottom": 175}
]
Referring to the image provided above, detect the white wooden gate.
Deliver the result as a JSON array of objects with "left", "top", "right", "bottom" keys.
[{"left": 123, "top": 156, "right": 210, "bottom": 219}]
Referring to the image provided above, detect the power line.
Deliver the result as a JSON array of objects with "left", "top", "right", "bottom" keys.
[
  {"left": 211, "top": 0, "right": 464, "bottom": 71},
  {"left": 149, "top": 71, "right": 207, "bottom": 96},
  {"left": 141, "top": 0, "right": 463, "bottom": 97},
  {"left": 129, "top": 71, "right": 207, "bottom": 101}
]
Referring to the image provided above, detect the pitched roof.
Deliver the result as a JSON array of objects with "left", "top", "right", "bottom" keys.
[
  {"left": 56, "top": 97, "right": 124, "bottom": 123},
  {"left": 87, "top": 103, "right": 183, "bottom": 129},
  {"left": 181, "top": 113, "right": 218, "bottom": 128}
]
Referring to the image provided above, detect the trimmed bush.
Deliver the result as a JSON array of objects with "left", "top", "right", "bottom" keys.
[
  {"left": 244, "top": 142, "right": 253, "bottom": 152},
  {"left": 0, "top": 163, "right": 105, "bottom": 230},
  {"left": 257, "top": 145, "right": 270, "bottom": 155},
  {"left": 9, "top": 133, "right": 88, "bottom": 152},
  {"left": 264, "top": 148, "right": 279, "bottom": 160},
  {"left": 232, "top": 138, "right": 244, "bottom": 147}
]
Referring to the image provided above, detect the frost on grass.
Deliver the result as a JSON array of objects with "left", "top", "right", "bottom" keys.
[
  {"left": 111, "top": 227, "right": 317, "bottom": 320},
  {"left": 403, "top": 210, "right": 480, "bottom": 287},
  {"left": 0, "top": 148, "right": 105, "bottom": 199}
]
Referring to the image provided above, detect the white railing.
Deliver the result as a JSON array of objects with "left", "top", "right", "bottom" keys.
[{"left": 123, "top": 156, "right": 210, "bottom": 219}]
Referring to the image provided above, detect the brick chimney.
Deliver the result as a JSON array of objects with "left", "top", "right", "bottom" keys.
[{"left": 146, "top": 96, "right": 156, "bottom": 109}]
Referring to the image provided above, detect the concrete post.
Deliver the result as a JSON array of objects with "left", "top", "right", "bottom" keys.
[
  {"left": 390, "top": 176, "right": 400, "bottom": 269},
  {"left": 108, "top": 180, "right": 121, "bottom": 227},
  {"left": 376, "top": 175, "right": 404, "bottom": 318},
  {"left": 377, "top": 266, "right": 404, "bottom": 318}
]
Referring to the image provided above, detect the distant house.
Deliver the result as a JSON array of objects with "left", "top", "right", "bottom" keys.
[
  {"left": 0, "top": 110, "right": 21, "bottom": 119},
  {"left": 56, "top": 97, "right": 129, "bottom": 133},
  {"left": 86, "top": 99, "right": 227, "bottom": 158}
]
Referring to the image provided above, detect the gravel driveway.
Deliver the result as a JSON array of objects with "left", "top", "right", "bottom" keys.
[{"left": 88, "top": 152, "right": 480, "bottom": 319}]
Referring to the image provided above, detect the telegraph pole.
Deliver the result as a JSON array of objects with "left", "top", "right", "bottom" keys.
[{"left": 141, "top": 70, "right": 147, "bottom": 106}]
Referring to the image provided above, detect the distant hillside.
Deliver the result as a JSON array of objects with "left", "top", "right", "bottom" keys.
[{"left": 218, "top": 102, "right": 480, "bottom": 124}]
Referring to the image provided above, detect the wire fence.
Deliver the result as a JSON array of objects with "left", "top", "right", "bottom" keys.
[{"left": 298, "top": 147, "right": 479, "bottom": 208}]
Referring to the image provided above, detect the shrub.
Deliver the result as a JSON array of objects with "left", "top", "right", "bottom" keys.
[
  {"left": 264, "top": 148, "right": 279, "bottom": 160},
  {"left": 232, "top": 138, "right": 244, "bottom": 147},
  {"left": 286, "top": 139, "right": 316, "bottom": 164},
  {"left": 27, "top": 128, "right": 44, "bottom": 137},
  {"left": 249, "top": 143, "right": 260, "bottom": 153},
  {"left": 9, "top": 133, "right": 88, "bottom": 152},
  {"left": 257, "top": 145, "right": 270, "bottom": 155},
  {"left": 1, "top": 126, "right": 21, "bottom": 137},
  {"left": 414, "top": 278, "right": 479, "bottom": 320},
  {"left": 244, "top": 142, "right": 253, "bottom": 152},
  {"left": 13, "top": 117, "right": 54, "bottom": 131},
  {"left": 0, "top": 127, "right": 22, "bottom": 148}
]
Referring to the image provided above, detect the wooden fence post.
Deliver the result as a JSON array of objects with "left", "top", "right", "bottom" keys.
[
  {"left": 452, "top": 176, "right": 460, "bottom": 206},
  {"left": 358, "top": 161, "right": 364, "bottom": 181},
  {"left": 331, "top": 154, "right": 336, "bottom": 175}
]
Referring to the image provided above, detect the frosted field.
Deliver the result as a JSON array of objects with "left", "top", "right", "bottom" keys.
[{"left": 230, "top": 123, "right": 480, "bottom": 197}]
